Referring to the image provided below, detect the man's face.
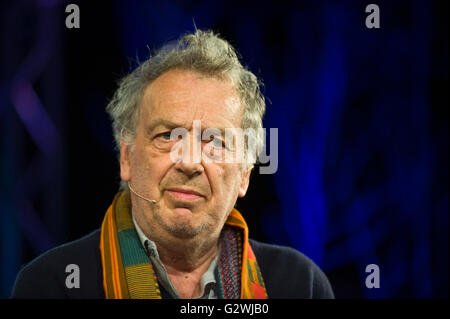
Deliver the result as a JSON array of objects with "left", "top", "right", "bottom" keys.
[{"left": 120, "top": 69, "right": 251, "bottom": 241}]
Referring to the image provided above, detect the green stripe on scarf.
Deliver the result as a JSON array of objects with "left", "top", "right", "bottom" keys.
[{"left": 118, "top": 229, "right": 150, "bottom": 267}]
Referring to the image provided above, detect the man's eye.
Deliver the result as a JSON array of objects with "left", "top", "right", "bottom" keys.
[
  {"left": 211, "top": 137, "right": 224, "bottom": 147},
  {"left": 157, "top": 132, "right": 172, "bottom": 140}
]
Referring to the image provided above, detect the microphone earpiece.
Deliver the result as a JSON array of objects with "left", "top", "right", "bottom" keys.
[{"left": 128, "top": 183, "right": 157, "bottom": 204}]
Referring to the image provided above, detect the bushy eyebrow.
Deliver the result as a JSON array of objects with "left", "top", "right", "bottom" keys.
[
  {"left": 145, "top": 119, "right": 232, "bottom": 137},
  {"left": 145, "top": 119, "right": 184, "bottom": 134}
]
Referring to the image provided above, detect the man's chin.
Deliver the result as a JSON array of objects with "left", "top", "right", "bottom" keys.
[
  {"left": 158, "top": 215, "right": 205, "bottom": 239},
  {"left": 162, "top": 222, "right": 207, "bottom": 239},
  {"left": 170, "top": 207, "right": 194, "bottom": 222},
  {"left": 153, "top": 206, "right": 212, "bottom": 239}
]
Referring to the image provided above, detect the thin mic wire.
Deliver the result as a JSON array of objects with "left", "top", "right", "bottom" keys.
[{"left": 128, "top": 183, "right": 157, "bottom": 204}]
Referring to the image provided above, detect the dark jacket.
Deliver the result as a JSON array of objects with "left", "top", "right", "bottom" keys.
[{"left": 11, "top": 229, "right": 334, "bottom": 299}]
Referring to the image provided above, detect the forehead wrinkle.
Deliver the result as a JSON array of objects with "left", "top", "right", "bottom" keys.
[{"left": 141, "top": 69, "right": 244, "bottom": 133}]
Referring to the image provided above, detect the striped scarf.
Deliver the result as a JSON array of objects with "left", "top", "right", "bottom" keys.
[{"left": 100, "top": 190, "right": 268, "bottom": 299}]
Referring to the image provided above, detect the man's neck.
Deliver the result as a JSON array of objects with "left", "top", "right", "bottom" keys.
[
  {"left": 133, "top": 207, "right": 223, "bottom": 272},
  {"left": 156, "top": 237, "right": 219, "bottom": 272},
  {"left": 159, "top": 242, "right": 219, "bottom": 299},
  {"left": 133, "top": 211, "right": 221, "bottom": 298}
]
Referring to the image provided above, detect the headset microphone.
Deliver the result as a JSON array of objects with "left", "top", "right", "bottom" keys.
[{"left": 128, "top": 183, "right": 157, "bottom": 204}]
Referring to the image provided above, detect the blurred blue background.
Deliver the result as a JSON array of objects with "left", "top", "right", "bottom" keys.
[{"left": 0, "top": 0, "right": 448, "bottom": 298}]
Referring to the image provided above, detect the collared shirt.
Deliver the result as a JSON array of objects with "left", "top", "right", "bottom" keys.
[{"left": 132, "top": 213, "right": 219, "bottom": 299}]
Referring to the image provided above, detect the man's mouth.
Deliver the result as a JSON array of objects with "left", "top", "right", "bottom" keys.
[{"left": 166, "top": 188, "right": 204, "bottom": 201}]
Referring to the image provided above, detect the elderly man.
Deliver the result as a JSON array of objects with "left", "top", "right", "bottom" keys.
[{"left": 12, "top": 30, "right": 334, "bottom": 299}]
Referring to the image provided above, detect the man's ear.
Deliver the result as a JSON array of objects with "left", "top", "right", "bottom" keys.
[
  {"left": 120, "top": 141, "right": 131, "bottom": 183},
  {"left": 238, "top": 167, "right": 252, "bottom": 198}
]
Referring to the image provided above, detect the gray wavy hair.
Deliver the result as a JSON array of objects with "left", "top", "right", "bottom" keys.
[{"left": 106, "top": 29, "right": 266, "bottom": 189}]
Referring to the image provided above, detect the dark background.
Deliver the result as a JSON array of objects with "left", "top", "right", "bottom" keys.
[{"left": 0, "top": 0, "right": 448, "bottom": 298}]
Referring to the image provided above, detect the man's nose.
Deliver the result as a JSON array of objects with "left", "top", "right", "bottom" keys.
[
  {"left": 174, "top": 159, "right": 204, "bottom": 176},
  {"left": 173, "top": 132, "right": 205, "bottom": 176}
]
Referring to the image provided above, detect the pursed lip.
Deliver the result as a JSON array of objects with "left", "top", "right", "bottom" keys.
[{"left": 166, "top": 187, "right": 205, "bottom": 198}]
